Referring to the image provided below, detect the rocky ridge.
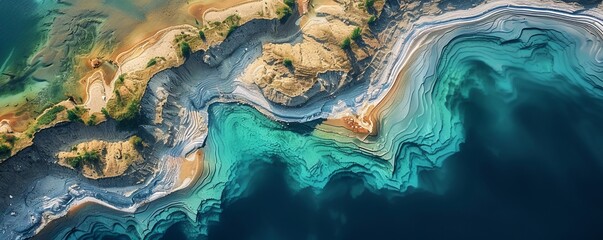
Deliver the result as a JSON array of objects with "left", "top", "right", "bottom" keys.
[
  {"left": 56, "top": 138, "right": 143, "bottom": 179},
  {"left": 240, "top": 0, "right": 384, "bottom": 106}
]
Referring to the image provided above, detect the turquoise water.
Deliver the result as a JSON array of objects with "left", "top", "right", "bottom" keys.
[
  {"left": 0, "top": 0, "right": 60, "bottom": 86},
  {"left": 33, "top": 15, "right": 603, "bottom": 239},
  {"left": 0, "top": 0, "right": 43, "bottom": 96},
  {"left": 0, "top": 0, "right": 63, "bottom": 111},
  {"left": 0, "top": 0, "right": 39, "bottom": 69}
]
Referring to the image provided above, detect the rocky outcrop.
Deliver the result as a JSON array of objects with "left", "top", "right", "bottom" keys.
[
  {"left": 57, "top": 139, "right": 143, "bottom": 179},
  {"left": 240, "top": 2, "right": 382, "bottom": 106}
]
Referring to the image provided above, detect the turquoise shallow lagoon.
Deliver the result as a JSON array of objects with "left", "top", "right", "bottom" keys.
[{"left": 31, "top": 5, "right": 603, "bottom": 239}]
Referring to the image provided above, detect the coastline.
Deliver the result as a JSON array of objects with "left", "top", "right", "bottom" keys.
[
  {"left": 5, "top": 0, "right": 603, "bottom": 239},
  {"left": 359, "top": 0, "right": 603, "bottom": 133}
]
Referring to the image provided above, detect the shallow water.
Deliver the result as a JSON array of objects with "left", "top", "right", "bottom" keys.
[
  {"left": 0, "top": 0, "right": 39, "bottom": 71},
  {"left": 0, "top": 0, "right": 44, "bottom": 98}
]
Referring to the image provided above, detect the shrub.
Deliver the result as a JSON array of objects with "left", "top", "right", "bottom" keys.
[
  {"left": 118, "top": 74, "right": 125, "bottom": 83},
  {"left": 114, "top": 90, "right": 123, "bottom": 106},
  {"left": 174, "top": 33, "right": 189, "bottom": 43},
  {"left": 283, "top": 58, "right": 293, "bottom": 67},
  {"left": 227, "top": 24, "right": 239, "bottom": 37},
  {"left": 67, "top": 108, "right": 83, "bottom": 123},
  {"left": 146, "top": 58, "right": 157, "bottom": 68},
  {"left": 129, "top": 135, "right": 143, "bottom": 149},
  {"left": 86, "top": 114, "right": 97, "bottom": 126},
  {"left": 101, "top": 108, "right": 110, "bottom": 118},
  {"left": 367, "top": 15, "right": 377, "bottom": 25},
  {"left": 284, "top": 0, "right": 295, "bottom": 7},
  {"left": 0, "top": 144, "right": 11, "bottom": 157},
  {"left": 66, "top": 156, "right": 81, "bottom": 168},
  {"left": 276, "top": 6, "right": 292, "bottom": 23},
  {"left": 1, "top": 134, "right": 16, "bottom": 145},
  {"left": 116, "top": 100, "right": 140, "bottom": 122},
  {"left": 340, "top": 37, "right": 351, "bottom": 49},
  {"left": 225, "top": 14, "right": 241, "bottom": 25},
  {"left": 364, "top": 0, "right": 375, "bottom": 9},
  {"left": 199, "top": 30, "right": 205, "bottom": 40},
  {"left": 80, "top": 151, "right": 100, "bottom": 164},
  {"left": 66, "top": 150, "right": 100, "bottom": 168},
  {"left": 37, "top": 105, "right": 66, "bottom": 126},
  {"left": 180, "top": 42, "right": 191, "bottom": 58},
  {"left": 351, "top": 27, "right": 362, "bottom": 41}
]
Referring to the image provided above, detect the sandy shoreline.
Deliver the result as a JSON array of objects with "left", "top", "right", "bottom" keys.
[
  {"left": 350, "top": 0, "right": 603, "bottom": 137},
  {"left": 34, "top": 149, "right": 206, "bottom": 238}
]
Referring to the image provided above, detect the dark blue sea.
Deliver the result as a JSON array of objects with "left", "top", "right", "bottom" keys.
[{"left": 192, "top": 78, "right": 603, "bottom": 240}]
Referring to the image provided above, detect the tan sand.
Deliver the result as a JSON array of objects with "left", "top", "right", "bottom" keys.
[
  {"left": 84, "top": 71, "right": 108, "bottom": 113},
  {"left": 175, "top": 149, "right": 205, "bottom": 190},
  {"left": 57, "top": 139, "right": 143, "bottom": 179},
  {"left": 99, "top": 24, "right": 199, "bottom": 109},
  {"left": 0, "top": 112, "right": 32, "bottom": 133},
  {"left": 116, "top": 25, "right": 196, "bottom": 73},
  {"left": 203, "top": 0, "right": 284, "bottom": 23},
  {"left": 188, "top": 0, "right": 249, "bottom": 21},
  {"left": 0, "top": 120, "right": 12, "bottom": 134}
]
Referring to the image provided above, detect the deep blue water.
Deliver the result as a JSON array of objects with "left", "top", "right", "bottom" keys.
[{"left": 170, "top": 68, "right": 603, "bottom": 240}]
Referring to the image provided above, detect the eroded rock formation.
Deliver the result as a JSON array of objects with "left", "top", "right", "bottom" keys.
[{"left": 57, "top": 138, "right": 143, "bottom": 179}]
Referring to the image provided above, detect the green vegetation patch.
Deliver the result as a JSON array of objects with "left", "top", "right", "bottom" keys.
[
  {"left": 86, "top": 114, "right": 97, "bottom": 126},
  {"left": 340, "top": 37, "right": 351, "bottom": 49},
  {"left": 0, "top": 144, "right": 11, "bottom": 158},
  {"left": 1, "top": 134, "right": 16, "bottom": 146},
  {"left": 224, "top": 14, "right": 241, "bottom": 25},
  {"left": 117, "top": 74, "right": 125, "bottom": 84},
  {"left": 351, "top": 27, "right": 362, "bottom": 41},
  {"left": 364, "top": 0, "right": 375, "bottom": 9},
  {"left": 67, "top": 107, "right": 86, "bottom": 123},
  {"left": 114, "top": 89, "right": 123, "bottom": 106},
  {"left": 277, "top": 6, "right": 292, "bottom": 23},
  {"left": 37, "top": 105, "right": 66, "bottom": 126},
  {"left": 129, "top": 135, "right": 143, "bottom": 149},
  {"left": 180, "top": 42, "right": 191, "bottom": 58},
  {"left": 227, "top": 24, "right": 239, "bottom": 37},
  {"left": 223, "top": 14, "right": 242, "bottom": 37},
  {"left": 66, "top": 150, "right": 101, "bottom": 169},
  {"left": 101, "top": 108, "right": 110, "bottom": 118},
  {"left": 367, "top": 15, "right": 377, "bottom": 25},
  {"left": 284, "top": 0, "right": 295, "bottom": 7},
  {"left": 146, "top": 58, "right": 157, "bottom": 68},
  {"left": 283, "top": 58, "right": 293, "bottom": 68},
  {"left": 174, "top": 33, "right": 192, "bottom": 43},
  {"left": 113, "top": 100, "right": 140, "bottom": 122}
]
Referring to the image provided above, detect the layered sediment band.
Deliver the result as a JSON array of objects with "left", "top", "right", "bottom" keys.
[{"left": 4, "top": 1, "right": 603, "bottom": 239}]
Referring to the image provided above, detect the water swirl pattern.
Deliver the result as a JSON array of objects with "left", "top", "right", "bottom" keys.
[{"left": 3, "top": 1, "right": 603, "bottom": 239}]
